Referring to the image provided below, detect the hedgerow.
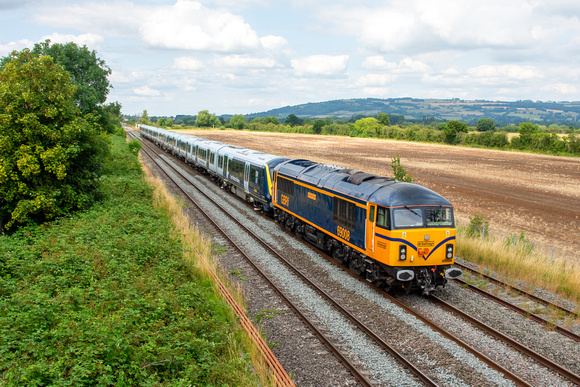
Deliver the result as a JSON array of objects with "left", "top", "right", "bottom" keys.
[{"left": 0, "top": 135, "right": 255, "bottom": 386}]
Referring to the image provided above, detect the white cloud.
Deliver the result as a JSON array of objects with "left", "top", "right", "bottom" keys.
[
  {"left": 422, "top": 64, "right": 543, "bottom": 87},
  {"left": 363, "top": 87, "right": 389, "bottom": 96},
  {"left": 138, "top": 1, "right": 261, "bottom": 51},
  {"left": 468, "top": 64, "right": 542, "bottom": 82},
  {"left": 41, "top": 33, "right": 104, "bottom": 49},
  {"left": 32, "top": 0, "right": 266, "bottom": 53},
  {"left": 291, "top": 54, "right": 349, "bottom": 76},
  {"left": 173, "top": 56, "right": 205, "bottom": 71},
  {"left": 316, "top": 0, "right": 580, "bottom": 57},
  {"left": 134, "top": 86, "right": 161, "bottom": 96},
  {"left": 542, "top": 83, "right": 578, "bottom": 95},
  {"left": 216, "top": 54, "right": 278, "bottom": 68},
  {"left": 362, "top": 56, "right": 429, "bottom": 73},
  {"left": 356, "top": 73, "right": 396, "bottom": 86},
  {"left": 0, "top": 39, "right": 33, "bottom": 56},
  {"left": 260, "top": 35, "right": 287, "bottom": 51}
]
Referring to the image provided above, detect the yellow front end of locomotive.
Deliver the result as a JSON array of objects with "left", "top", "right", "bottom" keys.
[{"left": 370, "top": 227, "right": 456, "bottom": 267}]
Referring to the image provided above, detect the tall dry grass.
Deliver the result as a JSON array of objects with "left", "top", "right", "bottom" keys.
[
  {"left": 141, "top": 162, "right": 277, "bottom": 387},
  {"left": 456, "top": 226, "right": 580, "bottom": 305}
]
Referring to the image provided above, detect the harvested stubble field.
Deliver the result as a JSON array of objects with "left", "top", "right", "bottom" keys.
[{"left": 184, "top": 130, "right": 580, "bottom": 265}]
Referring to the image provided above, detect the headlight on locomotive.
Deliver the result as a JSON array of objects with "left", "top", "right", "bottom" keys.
[
  {"left": 446, "top": 243, "right": 454, "bottom": 259},
  {"left": 399, "top": 245, "right": 407, "bottom": 261}
]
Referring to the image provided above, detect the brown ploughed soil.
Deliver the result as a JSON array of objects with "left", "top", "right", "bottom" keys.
[{"left": 184, "top": 130, "right": 580, "bottom": 264}]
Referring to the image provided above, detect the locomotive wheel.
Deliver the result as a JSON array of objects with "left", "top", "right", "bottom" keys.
[{"left": 332, "top": 245, "right": 345, "bottom": 264}]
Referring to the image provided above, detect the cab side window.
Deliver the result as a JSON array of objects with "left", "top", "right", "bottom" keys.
[{"left": 376, "top": 207, "right": 390, "bottom": 229}]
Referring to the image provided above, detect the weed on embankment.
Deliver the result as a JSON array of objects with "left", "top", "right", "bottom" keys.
[{"left": 0, "top": 135, "right": 259, "bottom": 386}]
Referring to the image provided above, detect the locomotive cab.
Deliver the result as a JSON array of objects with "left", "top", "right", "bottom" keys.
[{"left": 368, "top": 203, "right": 462, "bottom": 294}]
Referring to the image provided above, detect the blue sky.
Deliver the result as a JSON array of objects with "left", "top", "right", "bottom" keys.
[{"left": 2, "top": 0, "right": 580, "bottom": 116}]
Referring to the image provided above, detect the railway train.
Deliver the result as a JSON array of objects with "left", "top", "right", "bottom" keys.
[{"left": 137, "top": 124, "right": 462, "bottom": 294}]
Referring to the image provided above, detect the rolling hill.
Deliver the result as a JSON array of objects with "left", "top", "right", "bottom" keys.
[{"left": 245, "top": 98, "right": 580, "bottom": 126}]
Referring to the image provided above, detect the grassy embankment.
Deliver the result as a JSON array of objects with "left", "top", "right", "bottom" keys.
[
  {"left": 0, "top": 135, "right": 269, "bottom": 386},
  {"left": 456, "top": 226, "right": 580, "bottom": 312}
]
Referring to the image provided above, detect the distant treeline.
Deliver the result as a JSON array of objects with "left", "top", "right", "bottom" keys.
[{"left": 129, "top": 111, "right": 580, "bottom": 156}]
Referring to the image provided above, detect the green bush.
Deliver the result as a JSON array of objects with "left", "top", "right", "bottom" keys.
[
  {"left": 466, "top": 212, "right": 490, "bottom": 238},
  {"left": 0, "top": 135, "right": 255, "bottom": 386}
]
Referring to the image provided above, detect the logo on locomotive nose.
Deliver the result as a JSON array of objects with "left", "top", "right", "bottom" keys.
[{"left": 424, "top": 234, "right": 430, "bottom": 241}]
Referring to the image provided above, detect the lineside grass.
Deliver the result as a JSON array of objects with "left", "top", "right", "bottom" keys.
[
  {"left": 0, "top": 135, "right": 262, "bottom": 386},
  {"left": 140, "top": 152, "right": 275, "bottom": 387},
  {"left": 456, "top": 226, "right": 580, "bottom": 306}
]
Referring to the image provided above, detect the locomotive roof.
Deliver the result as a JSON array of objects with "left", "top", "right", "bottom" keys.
[{"left": 275, "top": 159, "right": 452, "bottom": 207}]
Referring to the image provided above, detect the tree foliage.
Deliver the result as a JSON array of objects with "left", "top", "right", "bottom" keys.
[
  {"left": 0, "top": 49, "right": 108, "bottom": 232},
  {"left": 285, "top": 114, "right": 302, "bottom": 127},
  {"left": 377, "top": 112, "right": 390, "bottom": 126},
  {"left": 28, "top": 40, "right": 121, "bottom": 134},
  {"left": 354, "top": 117, "right": 381, "bottom": 137},
  {"left": 230, "top": 114, "right": 246, "bottom": 129},
  {"left": 476, "top": 118, "right": 496, "bottom": 132},
  {"left": 518, "top": 121, "right": 538, "bottom": 148},
  {"left": 443, "top": 120, "right": 468, "bottom": 144},
  {"left": 391, "top": 154, "right": 413, "bottom": 182},
  {"left": 312, "top": 119, "right": 326, "bottom": 134},
  {"left": 196, "top": 110, "right": 220, "bottom": 127}
]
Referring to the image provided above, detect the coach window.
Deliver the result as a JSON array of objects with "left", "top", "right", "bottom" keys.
[
  {"left": 218, "top": 155, "right": 223, "bottom": 169},
  {"left": 376, "top": 206, "right": 390, "bottom": 229},
  {"left": 249, "top": 165, "right": 262, "bottom": 191}
]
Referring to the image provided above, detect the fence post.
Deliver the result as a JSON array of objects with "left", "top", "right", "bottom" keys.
[
  {"left": 482, "top": 226, "right": 485, "bottom": 241},
  {"left": 513, "top": 235, "right": 516, "bottom": 247},
  {"left": 551, "top": 246, "right": 554, "bottom": 264}
]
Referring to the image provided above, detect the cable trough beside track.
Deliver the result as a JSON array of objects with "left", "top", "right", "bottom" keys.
[{"left": 131, "top": 128, "right": 580, "bottom": 386}]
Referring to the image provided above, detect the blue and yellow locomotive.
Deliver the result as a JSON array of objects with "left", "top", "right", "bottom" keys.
[
  {"left": 137, "top": 124, "right": 461, "bottom": 294},
  {"left": 272, "top": 159, "right": 462, "bottom": 294}
]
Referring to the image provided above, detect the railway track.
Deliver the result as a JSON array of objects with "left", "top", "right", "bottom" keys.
[
  {"left": 131, "top": 128, "right": 580, "bottom": 386},
  {"left": 132, "top": 131, "right": 414, "bottom": 386},
  {"left": 453, "top": 260, "right": 579, "bottom": 321},
  {"left": 451, "top": 273, "right": 580, "bottom": 343}
]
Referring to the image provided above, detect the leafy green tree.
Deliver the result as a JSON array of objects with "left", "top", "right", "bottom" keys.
[
  {"left": 476, "top": 118, "right": 495, "bottom": 132},
  {"left": 354, "top": 117, "right": 381, "bottom": 137},
  {"left": 230, "top": 114, "right": 246, "bottom": 129},
  {"left": 443, "top": 120, "right": 468, "bottom": 144},
  {"left": 29, "top": 40, "right": 111, "bottom": 114},
  {"left": 27, "top": 40, "right": 121, "bottom": 134},
  {"left": 518, "top": 121, "right": 538, "bottom": 148},
  {"left": 139, "top": 110, "right": 150, "bottom": 124},
  {"left": 158, "top": 117, "right": 166, "bottom": 127},
  {"left": 196, "top": 110, "right": 220, "bottom": 127},
  {"left": 285, "top": 114, "right": 302, "bottom": 127},
  {"left": 377, "top": 113, "right": 390, "bottom": 126},
  {"left": 312, "top": 119, "right": 326, "bottom": 134},
  {"left": 165, "top": 118, "right": 173, "bottom": 128},
  {"left": 0, "top": 49, "right": 109, "bottom": 232}
]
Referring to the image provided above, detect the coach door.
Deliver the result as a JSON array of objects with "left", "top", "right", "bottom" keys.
[
  {"left": 367, "top": 204, "right": 376, "bottom": 252},
  {"left": 243, "top": 162, "right": 250, "bottom": 192}
]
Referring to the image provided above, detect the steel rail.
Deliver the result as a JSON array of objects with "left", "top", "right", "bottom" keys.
[
  {"left": 131, "top": 130, "right": 295, "bottom": 387},
  {"left": 453, "top": 277, "right": 580, "bottom": 343},
  {"left": 134, "top": 131, "right": 373, "bottom": 386},
  {"left": 300, "top": 244, "right": 534, "bottom": 387},
  {"left": 430, "top": 295, "right": 580, "bottom": 386},
  {"left": 136, "top": 129, "right": 536, "bottom": 386},
  {"left": 453, "top": 261, "right": 578, "bottom": 318}
]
